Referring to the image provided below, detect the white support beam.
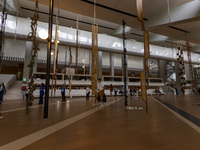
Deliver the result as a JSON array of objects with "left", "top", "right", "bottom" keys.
[
  {"left": 145, "top": 1, "right": 200, "bottom": 30},
  {"left": 0, "top": 0, "right": 21, "bottom": 14}
]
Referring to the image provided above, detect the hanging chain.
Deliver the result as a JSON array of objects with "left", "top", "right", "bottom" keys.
[
  {"left": 26, "top": 0, "right": 40, "bottom": 112},
  {"left": 122, "top": 20, "right": 128, "bottom": 106}
]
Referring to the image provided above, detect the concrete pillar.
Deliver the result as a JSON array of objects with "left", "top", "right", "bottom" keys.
[
  {"left": 98, "top": 51, "right": 102, "bottom": 80},
  {"left": 110, "top": 53, "right": 114, "bottom": 77},
  {"left": 23, "top": 41, "right": 33, "bottom": 82},
  {"left": 89, "top": 50, "right": 92, "bottom": 76}
]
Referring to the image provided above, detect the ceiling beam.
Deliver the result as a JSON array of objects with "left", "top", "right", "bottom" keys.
[
  {"left": 0, "top": 0, "right": 21, "bottom": 14},
  {"left": 145, "top": 1, "right": 200, "bottom": 30}
]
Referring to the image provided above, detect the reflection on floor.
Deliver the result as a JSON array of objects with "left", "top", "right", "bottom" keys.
[{"left": 0, "top": 95, "right": 200, "bottom": 150}]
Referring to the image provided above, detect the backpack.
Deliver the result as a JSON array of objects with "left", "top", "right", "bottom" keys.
[{"left": 103, "top": 94, "right": 107, "bottom": 102}]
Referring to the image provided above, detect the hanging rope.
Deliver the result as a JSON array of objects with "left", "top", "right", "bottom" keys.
[
  {"left": 50, "top": 6, "right": 60, "bottom": 103},
  {"left": 26, "top": 0, "right": 40, "bottom": 113},
  {"left": 13, "top": 11, "right": 18, "bottom": 47},
  {"left": 122, "top": 20, "right": 128, "bottom": 106},
  {"left": 94, "top": 0, "right": 96, "bottom": 24},
  {"left": 177, "top": 44, "right": 186, "bottom": 87},
  {"left": 75, "top": 15, "right": 79, "bottom": 76},
  {"left": 185, "top": 33, "right": 195, "bottom": 89},
  {"left": 68, "top": 47, "right": 72, "bottom": 96},
  {"left": 0, "top": 0, "right": 8, "bottom": 71},
  {"left": 167, "top": 0, "right": 176, "bottom": 57},
  {"left": 136, "top": 0, "right": 149, "bottom": 113},
  {"left": 91, "top": 0, "right": 98, "bottom": 104}
]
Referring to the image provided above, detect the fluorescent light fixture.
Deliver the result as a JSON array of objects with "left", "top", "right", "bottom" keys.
[{"left": 38, "top": 29, "right": 48, "bottom": 39}]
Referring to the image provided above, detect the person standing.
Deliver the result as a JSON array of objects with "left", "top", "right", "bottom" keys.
[
  {"left": 198, "top": 87, "right": 200, "bottom": 96},
  {"left": 0, "top": 83, "right": 6, "bottom": 104},
  {"left": 38, "top": 83, "right": 44, "bottom": 104},
  {"left": 61, "top": 85, "right": 66, "bottom": 102},
  {"left": 110, "top": 84, "right": 113, "bottom": 97},
  {"left": 129, "top": 87, "right": 133, "bottom": 96},
  {"left": 86, "top": 86, "right": 90, "bottom": 101},
  {"left": 17, "top": 70, "right": 21, "bottom": 81},
  {"left": 175, "top": 88, "right": 179, "bottom": 96},
  {"left": 114, "top": 87, "right": 118, "bottom": 97},
  {"left": 97, "top": 79, "right": 104, "bottom": 105}
]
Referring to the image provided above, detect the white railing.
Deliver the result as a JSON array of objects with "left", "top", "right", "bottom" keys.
[
  {"left": 33, "top": 72, "right": 164, "bottom": 87},
  {"left": 6, "top": 75, "right": 16, "bottom": 89},
  {"left": 167, "top": 86, "right": 176, "bottom": 95}
]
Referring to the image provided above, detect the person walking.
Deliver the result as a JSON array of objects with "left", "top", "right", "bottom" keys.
[
  {"left": 86, "top": 86, "right": 90, "bottom": 101},
  {"left": 38, "top": 83, "right": 44, "bottom": 104},
  {"left": 0, "top": 83, "right": 6, "bottom": 104},
  {"left": 110, "top": 84, "right": 113, "bottom": 97},
  {"left": 61, "top": 85, "right": 66, "bottom": 102},
  {"left": 97, "top": 79, "right": 104, "bottom": 106}
]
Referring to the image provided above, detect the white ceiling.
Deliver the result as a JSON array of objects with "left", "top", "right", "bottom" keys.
[{"left": 2, "top": 0, "right": 200, "bottom": 52}]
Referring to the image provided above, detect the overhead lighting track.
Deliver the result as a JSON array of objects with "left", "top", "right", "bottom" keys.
[
  {"left": 168, "top": 26, "right": 190, "bottom": 33},
  {"left": 21, "top": 7, "right": 115, "bottom": 31},
  {"left": 130, "top": 33, "right": 143, "bottom": 37},
  {"left": 80, "top": 0, "right": 148, "bottom": 21}
]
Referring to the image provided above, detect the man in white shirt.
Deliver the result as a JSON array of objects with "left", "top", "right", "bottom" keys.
[{"left": 97, "top": 78, "right": 104, "bottom": 104}]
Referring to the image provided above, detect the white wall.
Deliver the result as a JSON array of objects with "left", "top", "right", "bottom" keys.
[
  {"left": 3, "top": 38, "right": 147, "bottom": 69},
  {"left": 3, "top": 38, "right": 26, "bottom": 58},
  {"left": 102, "top": 52, "right": 110, "bottom": 66},
  {"left": 114, "top": 54, "right": 122, "bottom": 67},
  {"left": 128, "top": 55, "right": 143, "bottom": 69}
]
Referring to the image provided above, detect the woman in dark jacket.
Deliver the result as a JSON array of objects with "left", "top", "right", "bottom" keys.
[{"left": 0, "top": 83, "right": 6, "bottom": 104}]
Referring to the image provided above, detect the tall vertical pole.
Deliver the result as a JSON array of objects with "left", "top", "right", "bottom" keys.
[
  {"left": 44, "top": 0, "right": 54, "bottom": 119},
  {"left": 122, "top": 20, "right": 128, "bottom": 106}
]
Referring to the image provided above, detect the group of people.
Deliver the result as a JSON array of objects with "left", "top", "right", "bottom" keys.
[
  {"left": 38, "top": 83, "right": 66, "bottom": 105},
  {"left": 129, "top": 86, "right": 139, "bottom": 97}
]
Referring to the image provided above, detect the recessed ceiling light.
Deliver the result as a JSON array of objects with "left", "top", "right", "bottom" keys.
[{"left": 38, "top": 29, "right": 48, "bottom": 39}]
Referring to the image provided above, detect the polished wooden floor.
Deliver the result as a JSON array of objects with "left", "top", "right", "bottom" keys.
[{"left": 0, "top": 94, "right": 200, "bottom": 150}]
